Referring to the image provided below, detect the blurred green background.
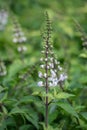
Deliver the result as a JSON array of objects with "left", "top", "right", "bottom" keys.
[
  {"left": 0, "top": 0, "right": 87, "bottom": 84},
  {"left": 0, "top": 0, "right": 87, "bottom": 129}
]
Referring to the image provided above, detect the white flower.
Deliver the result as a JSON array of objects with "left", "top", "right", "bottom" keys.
[
  {"left": 45, "top": 58, "right": 48, "bottom": 61},
  {"left": 21, "top": 37, "right": 27, "bottom": 42},
  {"left": 17, "top": 46, "right": 27, "bottom": 52},
  {"left": 54, "top": 69, "right": 57, "bottom": 72},
  {"left": 55, "top": 60, "right": 58, "bottom": 64},
  {"left": 18, "top": 37, "right": 26, "bottom": 43},
  {"left": 44, "top": 45, "right": 48, "bottom": 48},
  {"left": 40, "top": 64, "right": 45, "bottom": 68},
  {"left": 49, "top": 63, "right": 54, "bottom": 68},
  {"left": 44, "top": 73, "right": 47, "bottom": 78},
  {"left": 47, "top": 65, "right": 50, "bottom": 69},
  {"left": 53, "top": 80, "right": 58, "bottom": 86},
  {"left": 58, "top": 65, "right": 62, "bottom": 71},
  {"left": 23, "top": 46, "right": 27, "bottom": 51},
  {"left": 0, "top": 9, "right": 8, "bottom": 31},
  {"left": 48, "top": 69, "right": 58, "bottom": 87},
  {"left": 19, "top": 32, "right": 24, "bottom": 36},
  {"left": 57, "top": 61, "right": 60, "bottom": 64},
  {"left": 46, "top": 51, "right": 49, "bottom": 54},
  {"left": 50, "top": 45, "right": 53, "bottom": 48},
  {"left": 40, "top": 58, "right": 43, "bottom": 61},
  {"left": 48, "top": 77, "right": 52, "bottom": 81},
  {"left": 59, "top": 73, "right": 67, "bottom": 82},
  {"left": 41, "top": 51, "right": 45, "bottom": 53},
  {"left": 18, "top": 46, "right": 22, "bottom": 52},
  {"left": 49, "top": 78, "right": 58, "bottom": 87},
  {"left": 50, "top": 58, "right": 53, "bottom": 61},
  {"left": 50, "top": 52, "right": 53, "bottom": 54},
  {"left": 49, "top": 82, "right": 53, "bottom": 87},
  {"left": 38, "top": 71, "right": 43, "bottom": 78},
  {"left": 14, "top": 33, "right": 19, "bottom": 37},
  {"left": 0, "top": 71, "right": 7, "bottom": 76},
  {"left": 50, "top": 69, "right": 56, "bottom": 77},
  {"left": 12, "top": 20, "right": 27, "bottom": 44},
  {"left": 13, "top": 38, "right": 18, "bottom": 43},
  {"left": 37, "top": 81, "right": 43, "bottom": 87},
  {"left": 22, "top": 46, "right": 27, "bottom": 51}
]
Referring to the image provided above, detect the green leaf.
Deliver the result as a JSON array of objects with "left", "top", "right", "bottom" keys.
[
  {"left": 16, "top": 96, "right": 40, "bottom": 105},
  {"left": 8, "top": 60, "right": 24, "bottom": 77},
  {"left": 2, "top": 106, "right": 8, "bottom": 114},
  {"left": 32, "top": 91, "right": 39, "bottom": 95},
  {"left": 49, "top": 104, "right": 58, "bottom": 123},
  {"left": 40, "top": 123, "right": 62, "bottom": 130},
  {"left": 0, "top": 92, "right": 8, "bottom": 102},
  {"left": 9, "top": 107, "right": 26, "bottom": 115},
  {"left": 5, "top": 117, "right": 16, "bottom": 126},
  {"left": 80, "top": 112, "right": 87, "bottom": 120},
  {"left": 19, "top": 125, "right": 34, "bottom": 130},
  {"left": 80, "top": 53, "right": 87, "bottom": 58},
  {"left": 24, "top": 113, "right": 39, "bottom": 129},
  {"left": 9, "top": 107, "right": 39, "bottom": 129},
  {"left": 57, "top": 101, "right": 79, "bottom": 118},
  {"left": 55, "top": 92, "right": 75, "bottom": 99},
  {"left": 0, "top": 86, "right": 7, "bottom": 93},
  {"left": 42, "top": 92, "right": 53, "bottom": 99}
]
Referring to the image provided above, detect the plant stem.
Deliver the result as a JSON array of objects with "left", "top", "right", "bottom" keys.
[
  {"left": 45, "top": 96, "right": 48, "bottom": 128},
  {"left": 45, "top": 49, "right": 48, "bottom": 128},
  {"left": 44, "top": 12, "right": 51, "bottom": 128},
  {"left": 45, "top": 38, "right": 49, "bottom": 128}
]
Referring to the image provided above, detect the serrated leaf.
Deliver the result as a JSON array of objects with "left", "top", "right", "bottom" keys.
[
  {"left": 55, "top": 92, "right": 75, "bottom": 99},
  {"left": 57, "top": 101, "right": 79, "bottom": 118},
  {"left": 0, "top": 92, "right": 8, "bottom": 102},
  {"left": 42, "top": 92, "right": 53, "bottom": 99},
  {"left": 80, "top": 112, "right": 87, "bottom": 120},
  {"left": 19, "top": 125, "right": 33, "bottom": 130},
  {"left": 40, "top": 122, "right": 61, "bottom": 130},
  {"left": 0, "top": 86, "right": 6, "bottom": 93},
  {"left": 24, "top": 113, "right": 39, "bottom": 129},
  {"left": 2, "top": 106, "right": 8, "bottom": 114},
  {"left": 9, "top": 107, "right": 26, "bottom": 115},
  {"left": 16, "top": 96, "right": 40, "bottom": 105}
]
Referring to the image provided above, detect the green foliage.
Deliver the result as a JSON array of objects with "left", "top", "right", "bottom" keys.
[
  {"left": 0, "top": 0, "right": 87, "bottom": 129},
  {"left": 57, "top": 101, "right": 79, "bottom": 118}
]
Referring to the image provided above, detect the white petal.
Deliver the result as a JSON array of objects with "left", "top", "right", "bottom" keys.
[
  {"left": 50, "top": 69, "right": 56, "bottom": 77},
  {"left": 13, "top": 38, "right": 18, "bottom": 43},
  {"left": 58, "top": 66, "right": 62, "bottom": 71},
  {"left": 37, "top": 81, "right": 43, "bottom": 87},
  {"left": 38, "top": 71, "right": 43, "bottom": 78},
  {"left": 45, "top": 58, "right": 48, "bottom": 61},
  {"left": 22, "top": 46, "right": 27, "bottom": 51},
  {"left": 44, "top": 73, "right": 47, "bottom": 78},
  {"left": 40, "top": 64, "right": 45, "bottom": 68},
  {"left": 40, "top": 58, "right": 43, "bottom": 61}
]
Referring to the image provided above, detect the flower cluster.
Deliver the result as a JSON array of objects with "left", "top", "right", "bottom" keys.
[
  {"left": 81, "top": 34, "right": 87, "bottom": 49},
  {"left": 38, "top": 12, "right": 67, "bottom": 88},
  {"left": 0, "top": 8, "right": 8, "bottom": 31},
  {"left": 0, "top": 61, "right": 7, "bottom": 76},
  {"left": 38, "top": 57, "right": 67, "bottom": 87},
  {"left": 12, "top": 17, "right": 27, "bottom": 52}
]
